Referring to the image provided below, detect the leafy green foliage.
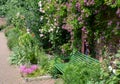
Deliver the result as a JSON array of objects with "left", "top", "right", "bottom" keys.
[
  {"left": 0, "top": 0, "right": 8, "bottom": 16},
  {"left": 62, "top": 62, "right": 101, "bottom": 84},
  {"left": 5, "top": 27, "right": 23, "bottom": 50},
  {"left": 1, "top": 0, "right": 40, "bottom": 39},
  {"left": 9, "top": 33, "right": 41, "bottom": 65},
  {"left": 27, "top": 68, "right": 46, "bottom": 77}
]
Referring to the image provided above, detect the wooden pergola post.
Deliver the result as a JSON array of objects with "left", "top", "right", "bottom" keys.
[
  {"left": 81, "top": 27, "right": 89, "bottom": 55},
  {"left": 81, "top": 30, "right": 85, "bottom": 54}
]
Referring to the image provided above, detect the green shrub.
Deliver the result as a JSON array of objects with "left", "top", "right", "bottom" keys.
[
  {"left": 0, "top": 5, "right": 7, "bottom": 16},
  {"left": 0, "top": 0, "right": 7, "bottom": 16},
  {"left": 4, "top": 0, "right": 40, "bottom": 36},
  {"left": 9, "top": 33, "right": 40, "bottom": 65},
  {"left": 0, "top": 0, "right": 7, "bottom": 5},
  {"left": 5, "top": 27, "right": 23, "bottom": 50},
  {"left": 62, "top": 62, "right": 101, "bottom": 84}
]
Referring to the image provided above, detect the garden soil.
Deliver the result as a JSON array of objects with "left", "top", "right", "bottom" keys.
[{"left": 0, "top": 18, "right": 55, "bottom": 84}]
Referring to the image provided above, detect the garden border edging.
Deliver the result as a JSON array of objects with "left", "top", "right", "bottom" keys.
[{"left": 23, "top": 75, "right": 52, "bottom": 82}]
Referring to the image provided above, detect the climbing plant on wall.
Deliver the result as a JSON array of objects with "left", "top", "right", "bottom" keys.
[{"left": 38, "top": 0, "right": 120, "bottom": 56}]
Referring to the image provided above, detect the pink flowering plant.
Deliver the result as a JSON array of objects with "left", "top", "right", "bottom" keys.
[{"left": 20, "top": 65, "right": 38, "bottom": 76}]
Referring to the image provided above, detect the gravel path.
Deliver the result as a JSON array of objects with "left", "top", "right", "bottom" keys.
[{"left": 0, "top": 18, "right": 55, "bottom": 84}]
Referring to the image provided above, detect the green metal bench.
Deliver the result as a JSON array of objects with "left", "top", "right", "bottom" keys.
[{"left": 54, "top": 52, "right": 99, "bottom": 74}]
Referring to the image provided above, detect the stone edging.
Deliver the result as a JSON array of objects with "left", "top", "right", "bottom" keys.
[{"left": 23, "top": 75, "right": 52, "bottom": 82}]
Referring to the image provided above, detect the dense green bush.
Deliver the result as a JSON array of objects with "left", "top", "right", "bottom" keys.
[
  {"left": 62, "top": 62, "right": 101, "bottom": 84},
  {"left": 0, "top": 0, "right": 7, "bottom": 5},
  {"left": 0, "top": 0, "right": 7, "bottom": 16},
  {"left": 5, "top": 27, "right": 23, "bottom": 50},
  {"left": 9, "top": 33, "right": 40, "bottom": 65},
  {"left": 62, "top": 57, "right": 120, "bottom": 84},
  {"left": 1, "top": 0, "right": 40, "bottom": 39}
]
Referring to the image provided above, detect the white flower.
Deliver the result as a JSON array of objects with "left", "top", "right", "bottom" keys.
[
  {"left": 27, "top": 32, "right": 30, "bottom": 34},
  {"left": 113, "top": 69, "right": 116, "bottom": 74},
  {"left": 108, "top": 66, "right": 112, "bottom": 71},
  {"left": 38, "top": 1, "right": 42, "bottom": 7},
  {"left": 54, "top": 19, "right": 56, "bottom": 21},
  {"left": 47, "top": 6, "right": 50, "bottom": 9},
  {"left": 48, "top": 20, "right": 50, "bottom": 23},
  {"left": 39, "top": 29, "right": 41, "bottom": 32},
  {"left": 57, "top": 27, "right": 59, "bottom": 29},
  {"left": 39, "top": 4, "right": 42, "bottom": 7},
  {"left": 39, "top": 8, "right": 42, "bottom": 12},
  {"left": 39, "top": 8, "right": 45, "bottom": 13},
  {"left": 26, "top": 29, "right": 30, "bottom": 34},
  {"left": 113, "top": 61, "right": 116, "bottom": 64},
  {"left": 16, "top": 12, "right": 20, "bottom": 17},
  {"left": 42, "top": 10, "right": 45, "bottom": 13},
  {"left": 50, "top": 28, "right": 54, "bottom": 32},
  {"left": 56, "top": 30, "right": 58, "bottom": 33},
  {"left": 40, "top": 34, "right": 44, "bottom": 37},
  {"left": 40, "top": 16, "right": 43, "bottom": 21}
]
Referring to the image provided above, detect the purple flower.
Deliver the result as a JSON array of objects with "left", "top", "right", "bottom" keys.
[
  {"left": 70, "top": 32, "right": 73, "bottom": 36},
  {"left": 76, "top": 2, "right": 80, "bottom": 8},
  {"left": 84, "top": 40, "right": 87, "bottom": 42},
  {"left": 94, "top": 10, "right": 99, "bottom": 14},
  {"left": 75, "top": 2, "right": 81, "bottom": 11},
  {"left": 116, "top": 22, "right": 120, "bottom": 26},
  {"left": 81, "top": 26, "right": 86, "bottom": 32},
  {"left": 116, "top": 22, "right": 120, "bottom": 29},
  {"left": 90, "top": 0, "right": 95, "bottom": 5},
  {"left": 78, "top": 16, "right": 82, "bottom": 21},
  {"left": 27, "top": 68, "right": 34, "bottom": 74},
  {"left": 66, "top": 2, "right": 70, "bottom": 8},
  {"left": 84, "top": 0, "right": 87, "bottom": 3},
  {"left": 81, "top": 10, "right": 84, "bottom": 13},
  {"left": 67, "top": 29, "right": 72, "bottom": 32},
  {"left": 116, "top": 8, "right": 120, "bottom": 15},
  {"left": 20, "top": 65, "right": 26, "bottom": 72},
  {"left": 116, "top": 8, "right": 120, "bottom": 18},
  {"left": 101, "top": 36, "right": 105, "bottom": 40},
  {"left": 31, "top": 65, "right": 38, "bottom": 71},
  {"left": 20, "top": 65, "right": 38, "bottom": 74},
  {"left": 62, "top": 24, "right": 67, "bottom": 30},
  {"left": 23, "top": 68, "right": 34, "bottom": 74},
  {"left": 23, "top": 68, "right": 30, "bottom": 74}
]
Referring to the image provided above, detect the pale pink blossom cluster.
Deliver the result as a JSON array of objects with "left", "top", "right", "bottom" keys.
[
  {"left": 116, "top": 8, "right": 120, "bottom": 18},
  {"left": 20, "top": 65, "right": 38, "bottom": 74},
  {"left": 84, "top": 0, "right": 95, "bottom": 6}
]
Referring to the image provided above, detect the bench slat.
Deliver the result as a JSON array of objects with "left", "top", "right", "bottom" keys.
[{"left": 55, "top": 52, "right": 99, "bottom": 74}]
